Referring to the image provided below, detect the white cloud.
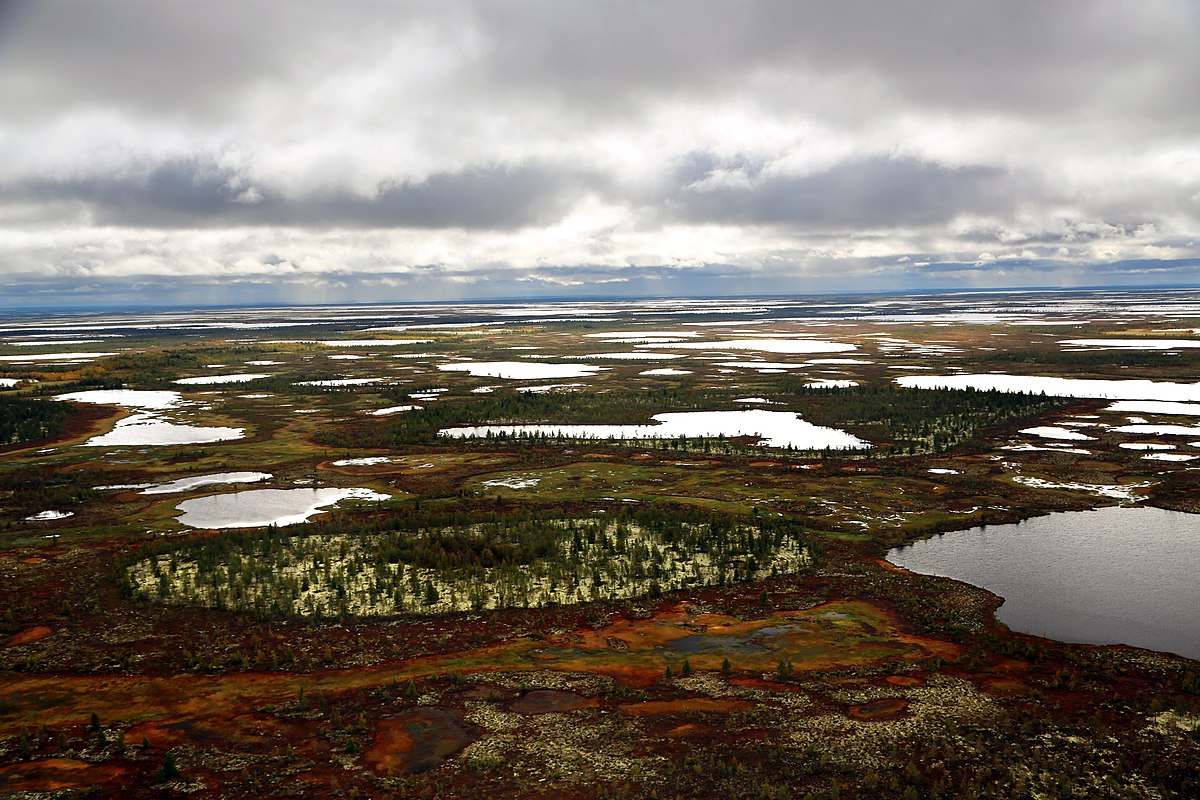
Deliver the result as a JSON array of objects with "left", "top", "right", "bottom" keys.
[{"left": 0, "top": 0, "right": 1197, "bottom": 303}]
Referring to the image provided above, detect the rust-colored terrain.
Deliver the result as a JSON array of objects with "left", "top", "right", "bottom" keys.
[{"left": 2, "top": 296, "right": 1199, "bottom": 798}]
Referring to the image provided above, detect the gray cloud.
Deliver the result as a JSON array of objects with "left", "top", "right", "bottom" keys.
[
  {"left": 5, "top": 2, "right": 1196, "bottom": 126},
  {"left": 664, "top": 156, "right": 1024, "bottom": 229},
  {"left": 7, "top": 159, "right": 600, "bottom": 230},
  {"left": 475, "top": 1, "right": 1200, "bottom": 119},
  {"left": 0, "top": 1, "right": 1197, "bottom": 302}
]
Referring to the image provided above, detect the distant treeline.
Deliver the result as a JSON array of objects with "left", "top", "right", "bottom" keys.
[
  {"left": 316, "top": 382, "right": 1067, "bottom": 455},
  {"left": 315, "top": 385, "right": 739, "bottom": 449},
  {"left": 979, "top": 349, "right": 1195, "bottom": 370},
  {"left": 782, "top": 383, "right": 1067, "bottom": 453}
]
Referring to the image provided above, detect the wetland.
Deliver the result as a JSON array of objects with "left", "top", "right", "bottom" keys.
[
  {"left": 2, "top": 289, "right": 1199, "bottom": 799},
  {"left": 888, "top": 506, "right": 1200, "bottom": 660}
]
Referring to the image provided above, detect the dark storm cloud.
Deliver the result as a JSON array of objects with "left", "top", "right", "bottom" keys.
[
  {"left": 665, "top": 156, "right": 1022, "bottom": 228},
  {"left": 7, "top": 159, "right": 600, "bottom": 230}
]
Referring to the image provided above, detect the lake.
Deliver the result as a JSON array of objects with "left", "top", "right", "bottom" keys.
[
  {"left": 440, "top": 408, "right": 870, "bottom": 450},
  {"left": 887, "top": 506, "right": 1200, "bottom": 660},
  {"left": 895, "top": 373, "right": 1200, "bottom": 402}
]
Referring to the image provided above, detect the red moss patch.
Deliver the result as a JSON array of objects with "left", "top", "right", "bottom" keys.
[
  {"left": 663, "top": 723, "right": 706, "bottom": 738},
  {"left": 982, "top": 678, "right": 1030, "bottom": 696},
  {"left": 5, "top": 626, "right": 52, "bottom": 648},
  {"left": 727, "top": 676, "right": 809, "bottom": 694},
  {"left": 0, "top": 758, "right": 126, "bottom": 792},
  {"left": 885, "top": 675, "right": 923, "bottom": 687}
]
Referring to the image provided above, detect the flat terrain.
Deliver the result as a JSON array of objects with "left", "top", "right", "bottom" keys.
[{"left": 1, "top": 291, "right": 1198, "bottom": 798}]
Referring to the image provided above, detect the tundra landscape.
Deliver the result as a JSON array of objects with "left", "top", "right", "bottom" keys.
[
  {"left": 3, "top": 2, "right": 1199, "bottom": 795},
  {"left": 1, "top": 291, "right": 1199, "bottom": 798}
]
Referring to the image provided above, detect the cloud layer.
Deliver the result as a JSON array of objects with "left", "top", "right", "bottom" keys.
[{"left": 1, "top": 0, "right": 1198, "bottom": 305}]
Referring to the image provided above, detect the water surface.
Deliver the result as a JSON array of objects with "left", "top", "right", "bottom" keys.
[
  {"left": 84, "top": 414, "right": 244, "bottom": 447},
  {"left": 438, "top": 361, "right": 603, "bottom": 380},
  {"left": 176, "top": 487, "right": 389, "bottom": 529},
  {"left": 141, "top": 472, "right": 271, "bottom": 495},
  {"left": 440, "top": 408, "right": 869, "bottom": 450},
  {"left": 896, "top": 374, "right": 1200, "bottom": 402},
  {"left": 887, "top": 506, "right": 1200, "bottom": 660}
]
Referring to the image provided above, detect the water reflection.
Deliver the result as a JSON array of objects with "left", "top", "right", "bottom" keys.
[{"left": 888, "top": 506, "right": 1200, "bottom": 660}]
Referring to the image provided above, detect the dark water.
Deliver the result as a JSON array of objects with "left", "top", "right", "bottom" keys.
[
  {"left": 388, "top": 709, "right": 474, "bottom": 774},
  {"left": 508, "top": 690, "right": 593, "bottom": 715},
  {"left": 886, "top": 506, "right": 1200, "bottom": 660}
]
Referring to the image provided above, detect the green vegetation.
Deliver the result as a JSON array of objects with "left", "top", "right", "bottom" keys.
[
  {"left": 783, "top": 383, "right": 1068, "bottom": 453},
  {"left": 74, "top": 350, "right": 207, "bottom": 389},
  {"left": 979, "top": 348, "right": 1195, "bottom": 370},
  {"left": 315, "top": 383, "right": 1066, "bottom": 455},
  {"left": 155, "top": 750, "right": 180, "bottom": 783},
  {"left": 0, "top": 396, "right": 73, "bottom": 446},
  {"left": 4, "top": 306, "right": 1198, "bottom": 798},
  {"left": 316, "top": 385, "right": 734, "bottom": 448},
  {"left": 125, "top": 508, "right": 814, "bottom": 618}
]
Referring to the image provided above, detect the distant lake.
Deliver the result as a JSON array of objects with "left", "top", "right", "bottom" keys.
[
  {"left": 886, "top": 506, "right": 1200, "bottom": 661},
  {"left": 439, "top": 409, "right": 870, "bottom": 450}
]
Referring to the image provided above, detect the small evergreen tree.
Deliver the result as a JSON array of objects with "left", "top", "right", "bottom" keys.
[{"left": 156, "top": 750, "right": 180, "bottom": 782}]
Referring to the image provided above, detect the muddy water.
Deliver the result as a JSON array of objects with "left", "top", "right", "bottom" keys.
[{"left": 887, "top": 506, "right": 1200, "bottom": 660}]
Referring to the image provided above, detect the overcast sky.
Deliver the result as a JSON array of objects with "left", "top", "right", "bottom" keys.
[{"left": 1, "top": 1, "right": 1198, "bottom": 307}]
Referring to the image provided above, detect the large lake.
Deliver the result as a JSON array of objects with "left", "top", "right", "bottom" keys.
[{"left": 886, "top": 506, "right": 1200, "bottom": 660}]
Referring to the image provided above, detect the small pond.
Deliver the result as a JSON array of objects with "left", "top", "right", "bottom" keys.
[
  {"left": 141, "top": 472, "right": 272, "bottom": 495},
  {"left": 887, "top": 506, "right": 1200, "bottom": 660},
  {"left": 175, "top": 487, "right": 389, "bottom": 529}
]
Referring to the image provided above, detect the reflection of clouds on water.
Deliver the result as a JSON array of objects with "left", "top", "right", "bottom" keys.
[
  {"left": 897, "top": 374, "right": 1200, "bottom": 402},
  {"left": 176, "top": 488, "right": 389, "bottom": 529},
  {"left": 439, "top": 361, "right": 604, "bottom": 380},
  {"left": 141, "top": 472, "right": 271, "bottom": 495},
  {"left": 442, "top": 409, "right": 869, "bottom": 451},
  {"left": 888, "top": 507, "right": 1200, "bottom": 660}
]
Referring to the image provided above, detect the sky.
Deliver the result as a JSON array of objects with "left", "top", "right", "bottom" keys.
[{"left": 1, "top": 0, "right": 1198, "bottom": 308}]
